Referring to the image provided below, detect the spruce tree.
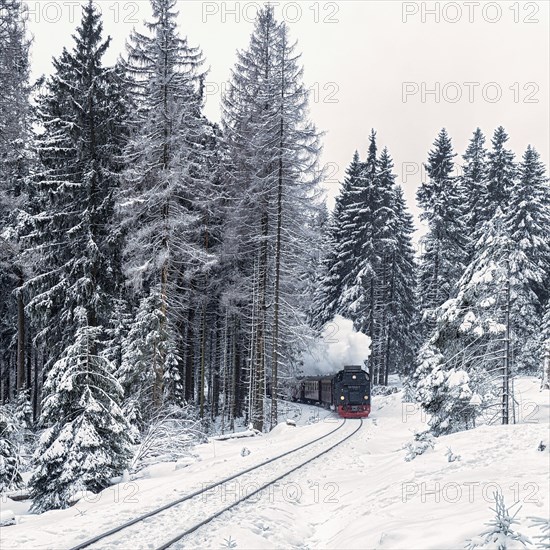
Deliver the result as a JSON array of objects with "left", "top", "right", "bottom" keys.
[
  {"left": 119, "top": 0, "right": 210, "bottom": 411},
  {"left": 339, "top": 130, "right": 378, "bottom": 329},
  {"left": 0, "top": 406, "right": 23, "bottom": 492},
  {"left": 461, "top": 128, "right": 489, "bottom": 246},
  {"left": 482, "top": 126, "right": 516, "bottom": 221},
  {"left": 388, "top": 184, "right": 418, "bottom": 376},
  {"left": 222, "top": 5, "right": 321, "bottom": 429},
  {"left": 29, "top": 320, "right": 131, "bottom": 512},
  {"left": 417, "top": 128, "right": 468, "bottom": 335},
  {"left": 119, "top": 288, "right": 182, "bottom": 421},
  {"left": 503, "top": 145, "right": 550, "bottom": 369},
  {"left": 0, "top": 0, "right": 32, "bottom": 399},
  {"left": 313, "top": 151, "right": 362, "bottom": 329},
  {"left": 26, "top": 0, "right": 127, "bottom": 367}
]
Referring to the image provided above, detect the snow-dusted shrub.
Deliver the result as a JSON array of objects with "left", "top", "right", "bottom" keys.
[
  {"left": 415, "top": 343, "right": 482, "bottom": 436},
  {"left": 29, "top": 324, "right": 133, "bottom": 512},
  {"left": 13, "top": 389, "right": 33, "bottom": 431},
  {"left": 529, "top": 517, "right": 550, "bottom": 549},
  {"left": 220, "top": 536, "right": 237, "bottom": 549},
  {"left": 0, "top": 407, "right": 23, "bottom": 493},
  {"left": 129, "top": 404, "right": 206, "bottom": 472},
  {"left": 403, "top": 430, "right": 435, "bottom": 462},
  {"left": 119, "top": 289, "right": 183, "bottom": 418},
  {"left": 445, "top": 447, "right": 461, "bottom": 462},
  {"left": 466, "top": 492, "right": 531, "bottom": 550},
  {"left": 372, "top": 385, "right": 400, "bottom": 397}
]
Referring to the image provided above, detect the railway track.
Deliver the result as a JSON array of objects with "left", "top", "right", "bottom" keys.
[
  {"left": 157, "top": 418, "right": 363, "bottom": 550},
  {"left": 69, "top": 418, "right": 362, "bottom": 550}
]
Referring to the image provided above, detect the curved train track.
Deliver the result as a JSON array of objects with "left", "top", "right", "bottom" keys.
[{"left": 68, "top": 418, "right": 363, "bottom": 550}]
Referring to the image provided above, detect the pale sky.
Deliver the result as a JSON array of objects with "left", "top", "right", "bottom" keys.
[{"left": 25, "top": 0, "right": 550, "bottom": 239}]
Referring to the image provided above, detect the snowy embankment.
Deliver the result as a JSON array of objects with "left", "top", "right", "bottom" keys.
[{"left": 1, "top": 378, "right": 548, "bottom": 549}]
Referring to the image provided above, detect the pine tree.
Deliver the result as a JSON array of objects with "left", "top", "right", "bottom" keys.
[
  {"left": 416, "top": 201, "right": 546, "bottom": 432},
  {"left": 25, "top": 0, "right": 127, "bottom": 368},
  {"left": 417, "top": 128, "right": 468, "bottom": 335},
  {"left": 29, "top": 320, "right": 132, "bottom": 512},
  {"left": 482, "top": 126, "right": 516, "bottom": 221},
  {"left": 119, "top": 0, "right": 210, "bottom": 411},
  {"left": 0, "top": 406, "right": 23, "bottom": 492},
  {"left": 313, "top": 151, "right": 363, "bottom": 329},
  {"left": 119, "top": 288, "right": 182, "bottom": 421},
  {"left": 503, "top": 145, "right": 550, "bottom": 369},
  {"left": 388, "top": 184, "right": 418, "bottom": 376},
  {"left": 222, "top": 5, "right": 321, "bottom": 429},
  {"left": 315, "top": 139, "right": 417, "bottom": 384},
  {"left": 461, "top": 128, "right": 489, "bottom": 246},
  {"left": 0, "top": 0, "right": 32, "bottom": 400},
  {"left": 339, "top": 131, "right": 378, "bottom": 326},
  {"left": 414, "top": 342, "right": 478, "bottom": 435}
]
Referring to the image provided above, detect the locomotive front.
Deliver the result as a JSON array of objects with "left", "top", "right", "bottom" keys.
[{"left": 333, "top": 365, "right": 371, "bottom": 418}]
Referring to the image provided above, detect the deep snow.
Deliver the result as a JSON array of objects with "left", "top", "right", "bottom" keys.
[{"left": 0, "top": 377, "right": 548, "bottom": 549}]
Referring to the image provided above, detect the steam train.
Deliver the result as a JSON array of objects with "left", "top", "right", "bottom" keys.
[{"left": 293, "top": 365, "right": 371, "bottom": 418}]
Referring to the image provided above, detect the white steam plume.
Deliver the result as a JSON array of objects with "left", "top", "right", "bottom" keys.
[{"left": 301, "top": 315, "right": 372, "bottom": 376}]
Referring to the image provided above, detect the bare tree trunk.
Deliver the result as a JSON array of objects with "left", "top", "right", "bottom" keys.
[
  {"left": 16, "top": 272, "right": 25, "bottom": 391},
  {"left": 185, "top": 307, "right": 195, "bottom": 402},
  {"left": 199, "top": 303, "right": 206, "bottom": 418},
  {"left": 271, "top": 121, "right": 284, "bottom": 430},
  {"left": 253, "top": 211, "right": 269, "bottom": 432},
  {"left": 542, "top": 349, "right": 550, "bottom": 390},
  {"left": 502, "top": 259, "right": 511, "bottom": 425},
  {"left": 33, "top": 349, "right": 40, "bottom": 422}
]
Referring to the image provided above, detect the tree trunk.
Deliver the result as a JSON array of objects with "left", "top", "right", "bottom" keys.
[
  {"left": 199, "top": 303, "right": 206, "bottom": 418},
  {"left": 16, "top": 272, "right": 25, "bottom": 391},
  {"left": 253, "top": 211, "right": 269, "bottom": 432},
  {"left": 502, "top": 258, "right": 511, "bottom": 425},
  {"left": 185, "top": 306, "right": 195, "bottom": 402},
  {"left": 271, "top": 119, "right": 284, "bottom": 430}
]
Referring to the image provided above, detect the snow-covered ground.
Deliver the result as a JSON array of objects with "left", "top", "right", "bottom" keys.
[{"left": 1, "top": 377, "right": 548, "bottom": 549}]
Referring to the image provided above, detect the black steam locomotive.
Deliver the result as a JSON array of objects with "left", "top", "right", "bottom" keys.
[{"left": 294, "top": 365, "right": 371, "bottom": 418}]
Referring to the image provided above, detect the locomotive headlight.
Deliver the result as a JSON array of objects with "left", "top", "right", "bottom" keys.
[
  {"left": 352, "top": 375, "right": 356, "bottom": 379},
  {"left": 340, "top": 395, "right": 345, "bottom": 401},
  {"left": 364, "top": 396, "right": 369, "bottom": 400}
]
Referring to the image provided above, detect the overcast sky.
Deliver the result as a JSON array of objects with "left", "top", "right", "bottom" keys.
[{"left": 25, "top": 0, "right": 550, "bottom": 238}]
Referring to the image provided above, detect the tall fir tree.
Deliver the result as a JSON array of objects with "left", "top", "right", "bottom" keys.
[
  {"left": 461, "top": 128, "right": 489, "bottom": 249},
  {"left": 312, "top": 151, "right": 363, "bottom": 329},
  {"left": 0, "top": 0, "right": 32, "bottom": 401},
  {"left": 502, "top": 145, "right": 550, "bottom": 369},
  {"left": 482, "top": 126, "right": 516, "bottom": 221},
  {"left": 222, "top": 5, "right": 322, "bottom": 429},
  {"left": 24, "top": 1, "right": 132, "bottom": 511},
  {"left": 119, "top": 0, "right": 212, "bottom": 413},
  {"left": 25, "top": 0, "right": 128, "bottom": 367},
  {"left": 29, "top": 320, "right": 132, "bottom": 511},
  {"left": 387, "top": 183, "right": 418, "bottom": 376},
  {"left": 417, "top": 128, "right": 468, "bottom": 335},
  {"left": 315, "top": 137, "right": 417, "bottom": 384}
]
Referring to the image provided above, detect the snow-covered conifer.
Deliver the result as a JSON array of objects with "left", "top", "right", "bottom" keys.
[
  {"left": 417, "top": 128, "right": 468, "bottom": 335},
  {"left": 222, "top": 5, "right": 322, "bottom": 428},
  {"left": 25, "top": 0, "right": 128, "bottom": 368},
  {"left": 461, "top": 128, "right": 489, "bottom": 247},
  {"left": 29, "top": 318, "right": 131, "bottom": 512},
  {"left": 119, "top": 0, "right": 211, "bottom": 410},
  {"left": 0, "top": 406, "right": 23, "bottom": 492}
]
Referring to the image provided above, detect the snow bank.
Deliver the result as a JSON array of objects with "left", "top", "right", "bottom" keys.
[
  {"left": 0, "top": 509, "right": 15, "bottom": 526},
  {"left": 301, "top": 315, "right": 371, "bottom": 375}
]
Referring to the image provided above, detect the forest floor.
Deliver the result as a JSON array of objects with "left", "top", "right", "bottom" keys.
[{"left": 0, "top": 376, "right": 548, "bottom": 549}]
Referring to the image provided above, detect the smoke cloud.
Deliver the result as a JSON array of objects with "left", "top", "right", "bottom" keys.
[{"left": 301, "top": 315, "right": 372, "bottom": 376}]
